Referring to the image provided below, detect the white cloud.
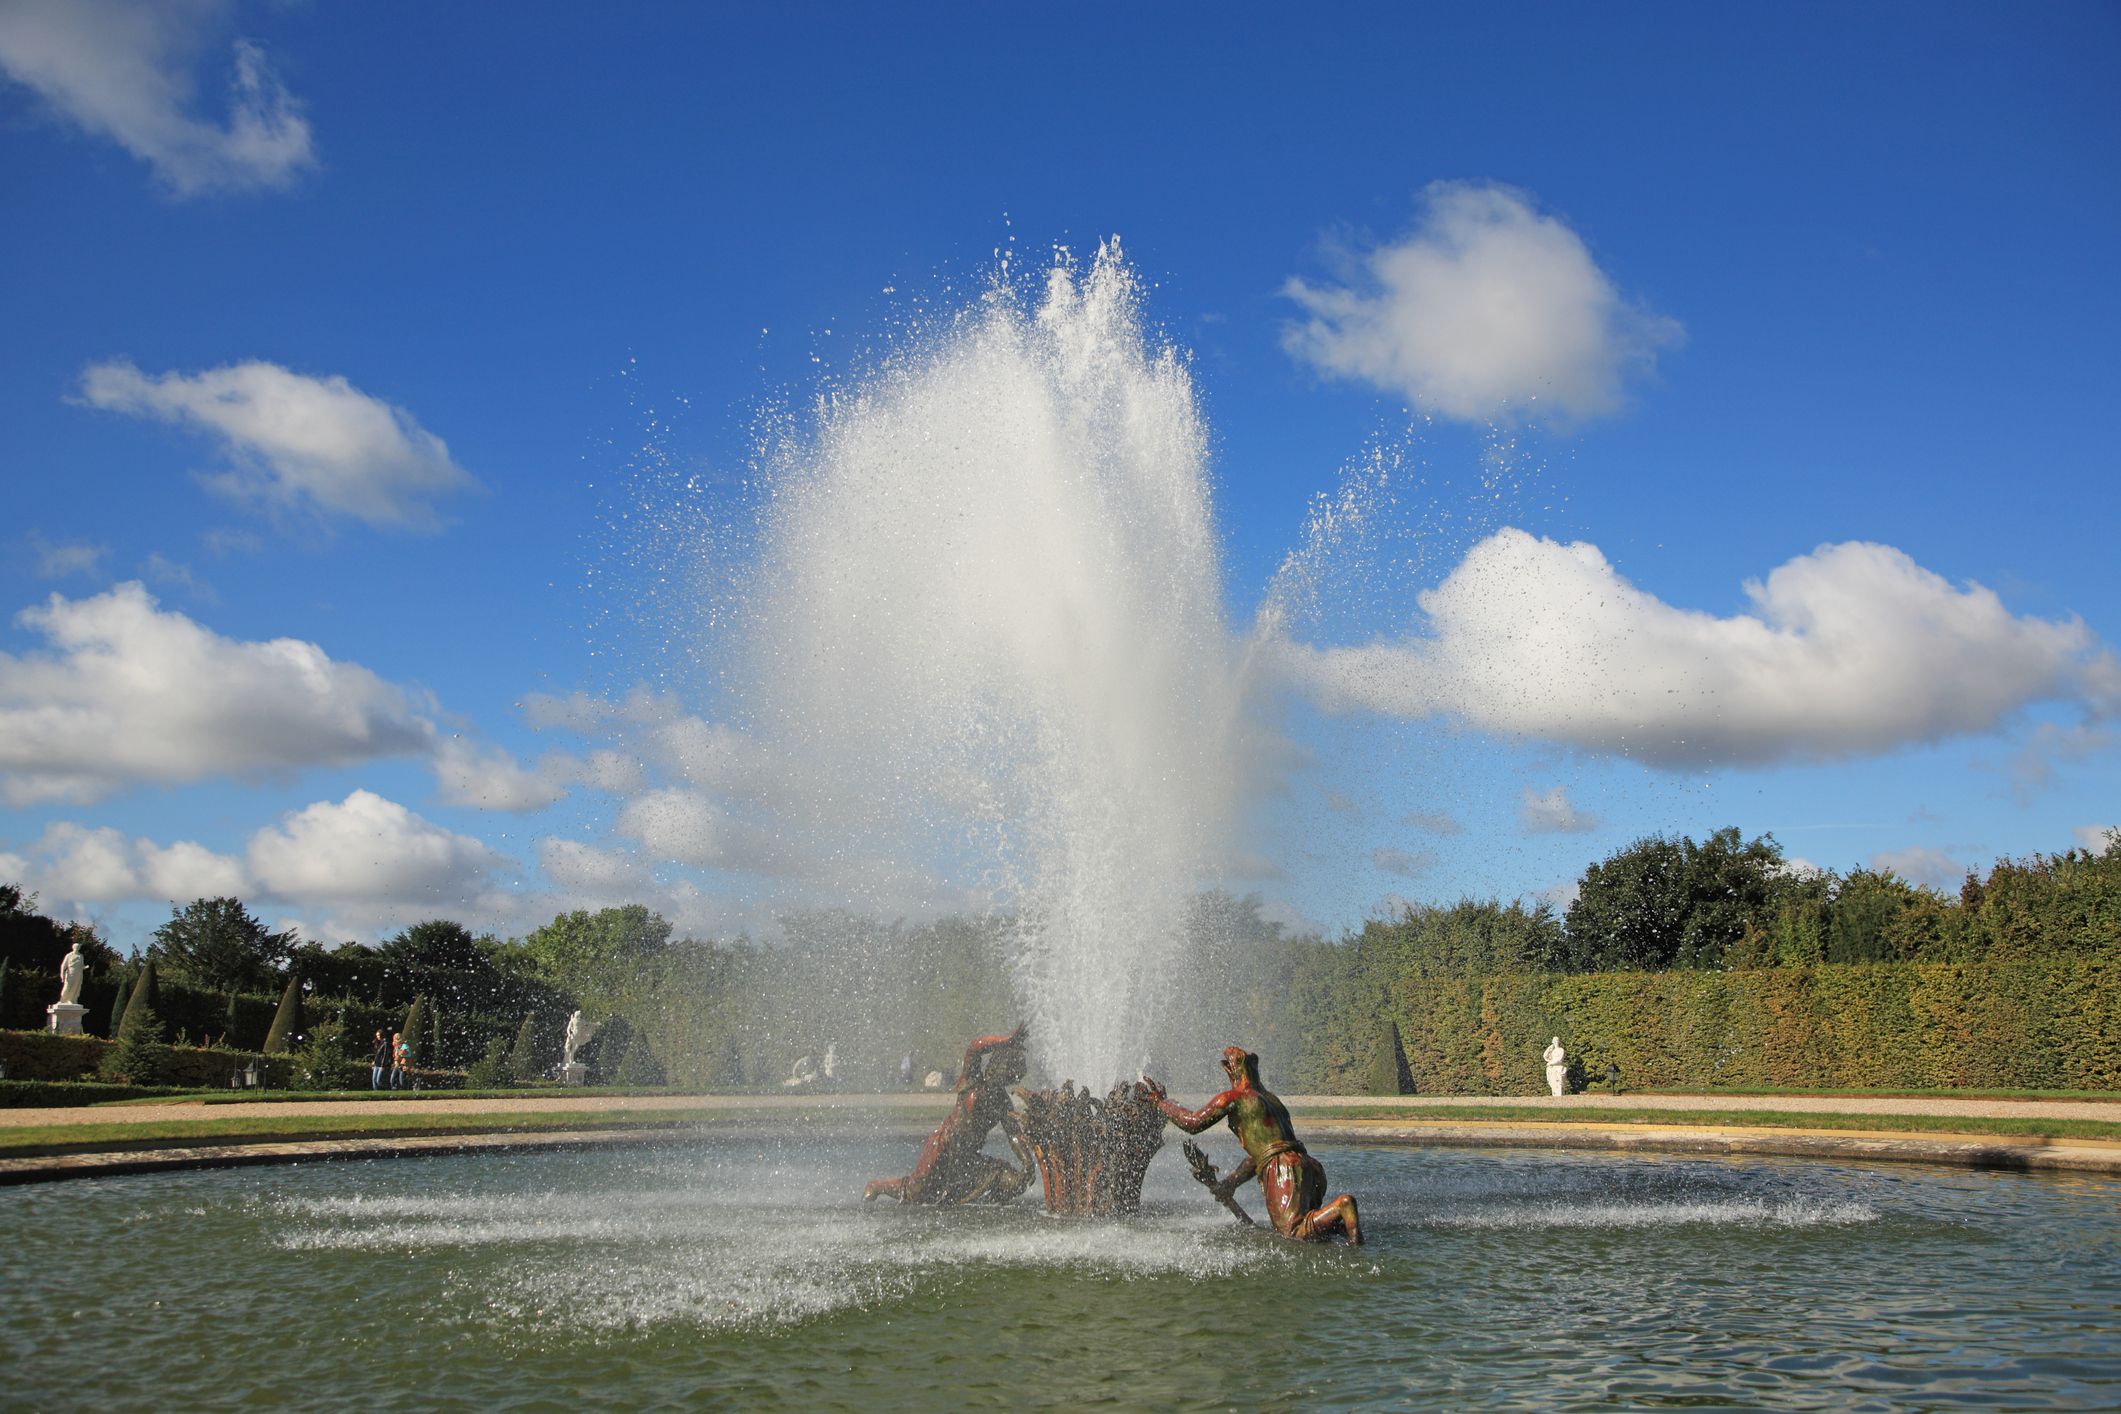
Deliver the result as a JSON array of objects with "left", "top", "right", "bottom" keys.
[
  {"left": 1520, "top": 784, "right": 1598, "bottom": 835},
  {"left": 1870, "top": 846, "right": 1967, "bottom": 892},
  {"left": 246, "top": 790, "right": 507, "bottom": 903},
  {"left": 1277, "top": 528, "right": 2116, "bottom": 769},
  {"left": 1403, "top": 808, "right": 1463, "bottom": 835},
  {"left": 31, "top": 537, "right": 106, "bottom": 577},
  {"left": 1372, "top": 845, "right": 1436, "bottom": 879},
  {"left": 0, "top": 582, "right": 432, "bottom": 804},
  {"left": 2073, "top": 825, "right": 2117, "bottom": 853},
  {"left": 0, "top": 1, "right": 313, "bottom": 195},
  {"left": 432, "top": 739, "right": 570, "bottom": 813},
  {"left": 3, "top": 821, "right": 246, "bottom": 909},
  {"left": 537, "top": 838, "right": 648, "bottom": 894},
  {"left": 1283, "top": 182, "right": 1681, "bottom": 423},
  {"left": 79, "top": 360, "right": 478, "bottom": 531},
  {"left": 615, "top": 786, "right": 764, "bottom": 872},
  {"left": 2007, "top": 721, "right": 2114, "bottom": 802}
]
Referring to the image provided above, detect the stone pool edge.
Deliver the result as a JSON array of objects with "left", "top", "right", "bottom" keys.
[{"left": 3, "top": 1117, "right": 2117, "bottom": 1186}]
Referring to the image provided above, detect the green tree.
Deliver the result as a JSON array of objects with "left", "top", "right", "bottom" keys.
[
  {"left": 1563, "top": 828, "right": 1790, "bottom": 971},
  {"left": 466, "top": 1034, "right": 514, "bottom": 1089},
  {"left": 99, "top": 1003, "right": 169, "bottom": 1085},
  {"left": 148, "top": 897, "right": 296, "bottom": 993},
  {"left": 381, "top": 919, "right": 490, "bottom": 973},
  {"left": 516, "top": 905, "right": 673, "bottom": 1010},
  {"left": 262, "top": 975, "right": 305, "bottom": 1055}
]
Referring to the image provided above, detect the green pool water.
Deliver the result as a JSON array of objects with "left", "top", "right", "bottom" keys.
[{"left": 4, "top": 1132, "right": 2116, "bottom": 1410}]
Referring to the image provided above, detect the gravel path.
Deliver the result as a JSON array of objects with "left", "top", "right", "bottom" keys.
[{"left": 8, "top": 1089, "right": 2119, "bottom": 1129}]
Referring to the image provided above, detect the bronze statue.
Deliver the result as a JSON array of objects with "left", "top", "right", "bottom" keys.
[
  {"left": 864, "top": 1025, "right": 1036, "bottom": 1205},
  {"left": 1143, "top": 1046, "right": 1361, "bottom": 1244}
]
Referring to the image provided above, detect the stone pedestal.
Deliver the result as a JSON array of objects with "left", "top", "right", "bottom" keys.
[
  {"left": 561, "top": 1060, "right": 589, "bottom": 1086},
  {"left": 46, "top": 1002, "right": 88, "bottom": 1035}
]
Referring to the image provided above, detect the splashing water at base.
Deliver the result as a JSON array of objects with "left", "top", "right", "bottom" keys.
[{"left": 735, "top": 243, "right": 1247, "bottom": 1086}]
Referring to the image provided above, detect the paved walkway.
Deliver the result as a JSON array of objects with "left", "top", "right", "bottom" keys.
[{"left": 8, "top": 1089, "right": 2118, "bottom": 1129}]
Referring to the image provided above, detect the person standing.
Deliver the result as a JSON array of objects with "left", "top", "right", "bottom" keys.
[
  {"left": 390, "top": 1031, "right": 408, "bottom": 1091},
  {"left": 371, "top": 1029, "right": 389, "bottom": 1090}
]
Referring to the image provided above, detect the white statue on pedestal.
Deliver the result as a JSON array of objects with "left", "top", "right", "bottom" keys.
[
  {"left": 563, "top": 1010, "right": 597, "bottom": 1068},
  {"left": 57, "top": 941, "right": 86, "bottom": 1004},
  {"left": 1543, "top": 1036, "right": 1569, "bottom": 1097},
  {"left": 48, "top": 940, "right": 90, "bottom": 1034}
]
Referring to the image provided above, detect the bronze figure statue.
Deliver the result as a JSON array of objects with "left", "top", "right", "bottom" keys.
[
  {"left": 864, "top": 1025, "right": 1036, "bottom": 1205},
  {"left": 1143, "top": 1046, "right": 1361, "bottom": 1244}
]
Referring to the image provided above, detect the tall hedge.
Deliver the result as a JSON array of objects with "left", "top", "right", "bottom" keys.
[{"left": 1346, "top": 948, "right": 2121, "bottom": 1095}]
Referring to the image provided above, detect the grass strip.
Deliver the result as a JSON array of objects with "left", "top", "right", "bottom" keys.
[
  {"left": 1291, "top": 1103, "right": 2121, "bottom": 1142},
  {"left": 0, "top": 1103, "right": 931, "bottom": 1160}
]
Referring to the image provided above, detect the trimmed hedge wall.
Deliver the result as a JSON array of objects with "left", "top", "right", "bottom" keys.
[
  {"left": 0, "top": 1080, "right": 199, "bottom": 1108},
  {"left": 1361, "top": 947, "right": 2121, "bottom": 1095},
  {"left": 0, "top": 1027, "right": 307, "bottom": 1087}
]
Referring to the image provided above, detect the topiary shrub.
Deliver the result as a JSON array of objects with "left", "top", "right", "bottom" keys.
[
  {"left": 1366, "top": 1018, "right": 1414, "bottom": 1095},
  {"left": 466, "top": 1034, "right": 514, "bottom": 1089},
  {"left": 291, "top": 1021, "right": 352, "bottom": 1090},
  {"left": 99, "top": 1003, "right": 169, "bottom": 1085},
  {"left": 615, "top": 1031, "right": 666, "bottom": 1087},
  {"left": 401, "top": 997, "right": 429, "bottom": 1067},
  {"left": 262, "top": 975, "right": 304, "bottom": 1055},
  {"left": 119, "top": 960, "right": 160, "bottom": 1036},
  {"left": 509, "top": 1013, "right": 547, "bottom": 1083}
]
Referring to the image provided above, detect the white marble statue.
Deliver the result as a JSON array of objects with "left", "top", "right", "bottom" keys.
[
  {"left": 1543, "top": 1036, "right": 1569, "bottom": 1097},
  {"left": 783, "top": 1054, "right": 818, "bottom": 1088},
  {"left": 821, "top": 1043, "right": 838, "bottom": 1082},
  {"left": 563, "top": 1010, "right": 598, "bottom": 1068},
  {"left": 57, "top": 940, "right": 86, "bottom": 1005}
]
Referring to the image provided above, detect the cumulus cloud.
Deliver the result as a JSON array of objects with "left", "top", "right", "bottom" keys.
[
  {"left": 2074, "top": 824, "right": 2118, "bottom": 853},
  {"left": 1283, "top": 182, "right": 1681, "bottom": 423},
  {"left": 0, "top": 0, "right": 313, "bottom": 195},
  {"left": 1520, "top": 784, "right": 1598, "bottom": 834},
  {"left": 615, "top": 786, "right": 785, "bottom": 874},
  {"left": 0, "top": 582, "right": 432, "bottom": 804},
  {"left": 1372, "top": 845, "right": 1437, "bottom": 879},
  {"left": 431, "top": 738, "right": 646, "bottom": 813},
  {"left": 1870, "top": 845, "right": 1967, "bottom": 892},
  {"left": 1403, "top": 808, "right": 1463, "bottom": 835},
  {"left": 3, "top": 791, "right": 502, "bottom": 925},
  {"left": 1277, "top": 528, "right": 2117, "bottom": 769},
  {"left": 246, "top": 790, "right": 507, "bottom": 903},
  {"left": 78, "top": 360, "right": 478, "bottom": 531}
]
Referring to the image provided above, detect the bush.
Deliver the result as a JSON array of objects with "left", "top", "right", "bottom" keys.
[
  {"left": 509, "top": 1013, "right": 546, "bottom": 1083},
  {"left": 291, "top": 1021, "right": 353, "bottom": 1091},
  {"left": 466, "top": 1035, "right": 514, "bottom": 1089},
  {"left": 615, "top": 1031, "right": 666, "bottom": 1087},
  {"left": 99, "top": 1003, "right": 169, "bottom": 1085}
]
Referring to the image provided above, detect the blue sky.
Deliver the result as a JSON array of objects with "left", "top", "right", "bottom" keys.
[{"left": 2, "top": 1, "right": 2117, "bottom": 950}]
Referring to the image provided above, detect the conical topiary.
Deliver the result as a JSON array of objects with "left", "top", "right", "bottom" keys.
[
  {"left": 120, "top": 959, "right": 159, "bottom": 1035},
  {"left": 262, "top": 975, "right": 304, "bottom": 1055},
  {"left": 509, "top": 1013, "right": 543, "bottom": 1083},
  {"left": 615, "top": 1031, "right": 665, "bottom": 1087},
  {"left": 1366, "top": 1018, "right": 1414, "bottom": 1095},
  {"left": 430, "top": 1000, "right": 443, "bottom": 1069},
  {"left": 224, "top": 991, "right": 239, "bottom": 1048},
  {"left": 402, "top": 997, "right": 429, "bottom": 1068},
  {"left": 99, "top": 1002, "right": 168, "bottom": 1085}
]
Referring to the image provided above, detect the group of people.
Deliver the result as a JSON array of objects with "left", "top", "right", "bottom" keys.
[
  {"left": 369, "top": 1029, "right": 414, "bottom": 1091},
  {"left": 864, "top": 1027, "right": 1362, "bottom": 1245}
]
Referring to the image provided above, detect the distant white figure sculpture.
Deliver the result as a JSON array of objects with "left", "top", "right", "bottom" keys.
[
  {"left": 563, "top": 1010, "right": 598, "bottom": 1068},
  {"left": 822, "top": 1044, "right": 838, "bottom": 1083},
  {"left": 48, "top": 939, "right": 90, "bottom": 1033},
  {"left": 784, "top": 1054, "right": 818, "bottom": 1088},
  {"left": 57, "top": 941, "right": 86, "bottom": 1005},
  {"left": 1543, "top": 1036, "right": 1569, "bottom": 1097},
  {"left": 922, "top": 1069, "right": 945, "bottom": 1090}
]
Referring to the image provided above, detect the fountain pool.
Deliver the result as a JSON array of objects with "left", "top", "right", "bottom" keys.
[{"left": 5, "top": 1137, "right": 2116, "bottom": 1410}]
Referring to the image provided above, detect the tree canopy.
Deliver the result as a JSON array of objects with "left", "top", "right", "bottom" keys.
[{"left": 147, "top": 897, "right": 298, "bottom": 993}]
